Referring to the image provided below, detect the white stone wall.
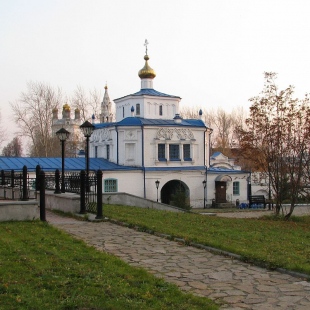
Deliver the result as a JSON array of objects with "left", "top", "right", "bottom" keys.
[
  {"left": 114, "top": 95, "right": 180, "bottom": 121},
  {"left": 102, "top": 170, "right": 145, "bottom": 197}
]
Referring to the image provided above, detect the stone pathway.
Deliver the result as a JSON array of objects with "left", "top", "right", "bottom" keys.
[{"left": 47, "top": 211, "right": 310, "bottom": 309}]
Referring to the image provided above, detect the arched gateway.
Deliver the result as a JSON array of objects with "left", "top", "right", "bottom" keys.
[{"left": 161, "top": 180, "right": 190, "bottom": 207}]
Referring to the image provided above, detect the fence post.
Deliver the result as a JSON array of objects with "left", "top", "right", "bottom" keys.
[
  {"left": 35, "top": 165, "right": 41, "bottom": 191},
  {"left": 96, "top": 169, "right": 103, "bottom": 219},
  {"left": 54, "top": 169, "right": 61, "bottom": 194},
  {"left": 21, "top": 165, "right": 28, "bottom": 201},
  {"left": 1, "top": 170, "right": 5, "bottom": 186},
  {"left": 11, "top": 170, "right": 14, "bottom": 188},
  {"left": 80, "top": 170, "right": 86, "bottom": 214},
  {"left": 39, "top": 170, "right": 46, "bottom": 221},
  {"left": 11, "top": 170, "right": 15, "bottom": 200}
]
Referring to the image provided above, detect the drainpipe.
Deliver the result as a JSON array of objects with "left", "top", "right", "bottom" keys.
[
  {"left": 142, "top": 124, "right": 146, "bottom": 198},
  {"left": 115, "top": 126, "right": 119, "bottom": 165},
  {"left": 206, "top": 128, "right": 213, "bottom": 204},
  {"left": 206, "top": 128, "right": 213, "bottom": 207},
  {"left": 204, "top": 126, "right": 207, "bottom": 208}
]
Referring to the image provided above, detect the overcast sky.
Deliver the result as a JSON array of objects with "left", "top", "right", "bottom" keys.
[{"left": 1, "top": 0, "right": 310, "bottom": 144}]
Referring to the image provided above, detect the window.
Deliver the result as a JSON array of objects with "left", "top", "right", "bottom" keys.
[
  {"left": 106, "top": 145, "right": 110, "bottom": 160},
  {"left": 136, "top": 103, "right": 140, "bottom": 116},
  {"left": 158, "top": 144, "right": 166, "bottom": 160},
  {"left": 122, "top": 107, "right": 125, "bottom": 118},
  {"left": 95, "top": 146, "right": 98, "bottom": 158},
  {"left": 169, "top": 144, "right": 180, "bottom": 160},
  {"left": 233, "top": 181, "right": 240, "bottom": 195},
  {"left": 159, "top": 105, "right": 163, "bottom": 116},
  {"left": 104, "top": 179, "right": 118, "bottom": 192},
  {"left": 183, "top": 144, "right": 191, "bottom": 160}
]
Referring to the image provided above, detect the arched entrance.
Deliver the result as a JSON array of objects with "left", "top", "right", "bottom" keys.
[
  {"left": 215, "top": 175, "right": 232, "bottom": 203},
  {"left": 161, "top": 180, "right": 190, "bottom": 207}
]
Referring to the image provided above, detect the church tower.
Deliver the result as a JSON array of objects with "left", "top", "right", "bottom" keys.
[
  {"left": 100, "top": 85, "right": 113, "bottom": 123},
  {"left": 113, "top": 40, "right": 181, "bottom": 122}
]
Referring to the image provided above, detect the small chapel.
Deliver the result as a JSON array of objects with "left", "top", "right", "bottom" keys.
[{"left": 86, "top": 42, "right": 250, "bottom": 208}]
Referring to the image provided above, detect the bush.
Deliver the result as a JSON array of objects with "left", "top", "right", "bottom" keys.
[{"left": 170, "top": 190, "right": 191, "bottom": 210}]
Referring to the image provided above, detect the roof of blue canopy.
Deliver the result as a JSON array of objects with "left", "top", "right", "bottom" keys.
[{"left": 0, "top": 157, "right": 142, "bottom": 172}]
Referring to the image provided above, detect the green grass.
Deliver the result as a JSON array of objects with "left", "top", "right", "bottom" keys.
[
  {"left": 103, "top": 205, "right": 310, "bottom": 275},
  {"left": 0, "top": 221, "right": 218, "bottom": 310}
]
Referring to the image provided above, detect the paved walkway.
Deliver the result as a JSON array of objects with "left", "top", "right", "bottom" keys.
[{"left": 47, "top": 211, "right": 310, "bottom": 309}]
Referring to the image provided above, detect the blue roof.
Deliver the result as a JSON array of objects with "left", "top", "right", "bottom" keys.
[
  {"left": 94, "top": 117, "right": 206, "bottom": 128},
  {"left": 211, "top": 152, "right": 223, "bottom": 158},
  {"left": 114, "top": 88, "right": 181, "bottom": 101},
  {"left": 146, "top": 166, "right": 206, "bottom": 172},
  {"left": 208, "top": 167, "right": 249, "bottom": 174},
  {"left": 0, "top": 157, "right": 141, "bottom": 172}
]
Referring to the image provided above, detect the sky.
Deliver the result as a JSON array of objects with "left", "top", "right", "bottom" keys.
[{"left": 1, "top": 0, "right": 310, "bottom": 145}]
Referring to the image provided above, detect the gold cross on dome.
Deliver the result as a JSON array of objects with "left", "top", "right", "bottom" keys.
[{"left": 144, "top": 39, "right": 148, "bottom": 55}]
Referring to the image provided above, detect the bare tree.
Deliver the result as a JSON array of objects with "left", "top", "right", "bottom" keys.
[
  {"left": 2, "top": 136, "right": 22, "bottom": 157},
  {"left": 70, "top": 86, "right": 102, "bottom": 122},
  {"left": 180, "top": 105, "right": 247, "bottom": 157},
  {"left": 236, "top": 72, "right": 310, "bottom": 218},
  {"left": 0, "top": 111, "right": 7, "bottom": 148},
  {"left": 10, "top": 81, "right": 63, "bottom": 157}
]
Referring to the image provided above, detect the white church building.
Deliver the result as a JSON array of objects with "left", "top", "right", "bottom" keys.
[
  {"left": 88, "top": 45, "right": 250, "bottom": 208},
  {"left": 0, "top": 43, "right": 262, "bottom": 208}
]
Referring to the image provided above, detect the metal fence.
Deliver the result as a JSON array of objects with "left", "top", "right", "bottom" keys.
[
  {"left": 0, "top": 167, "right": 37, "bottom": 200},
  {"left": 0, "top": 166, "right": 103, "bottom": 218}
]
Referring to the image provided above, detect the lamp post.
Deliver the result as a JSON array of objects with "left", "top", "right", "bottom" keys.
[
  {"left": 155, "top": 180, "right": 160, "bottom": 202},
  {"left": 80, "top": 121, "right": 95, "bottom": 190},
  {"left": 56, "top": 128, "right": 70, "bottom": 193},
  {"left": 202, "top": 180, "right": 206, "bottom": 209}
]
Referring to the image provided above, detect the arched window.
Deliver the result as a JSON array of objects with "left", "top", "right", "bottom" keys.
[
  {"left": 159, "top": 105, "right": 163, "bottom": 116},
  {"left": 136, "top": 103, "right": 140, "bottom": 116}
]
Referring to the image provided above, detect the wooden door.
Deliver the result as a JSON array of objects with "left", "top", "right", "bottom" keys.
[{"left": 215, "top": 181, "right": 226, "bottom": 203}]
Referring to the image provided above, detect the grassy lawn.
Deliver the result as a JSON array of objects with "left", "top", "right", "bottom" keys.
[
  {"left": 103, "top": 205, "right": 310, "bottom": 275},
  {"left": 0, "top": 221, "right": 218, "bottom": 310}
]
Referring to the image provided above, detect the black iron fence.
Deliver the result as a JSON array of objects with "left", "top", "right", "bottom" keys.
[
  {"left": 0, "top": 165, "right": 103, "bottom": 220},
  {"left": 0, "top": 166, "right": 36, "bottom": 200}
]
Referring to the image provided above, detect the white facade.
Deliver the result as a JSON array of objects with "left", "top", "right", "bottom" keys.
[{"left": 89, "top": 48, "right": 249, "bottom": 208}]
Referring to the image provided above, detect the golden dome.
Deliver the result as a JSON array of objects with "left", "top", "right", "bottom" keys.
[
  {"left": 63, "top": 103, "right": 70, "bottom": 111},
  {"left": 138, "top": 54, "right": 156, "bottom": 79},
  {"left": 75, "top": 107, "right": 80, "bottom": 112},
  {"left": 52, "top": 107, "right": 58, "bottom": 112}
]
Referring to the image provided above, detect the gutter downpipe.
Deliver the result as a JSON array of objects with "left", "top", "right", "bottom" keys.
[
  {"left": 208, "top": 128, "right": 213, "bottom": 207},
  {"left": 142, "top": 124, "right": 146, "bottom": 198},
  {"left": 116, "top": 126, "right": 119, "bottom": 165},
  {"left": 204, "top": 126, "right": 207, "bottom": 208}
]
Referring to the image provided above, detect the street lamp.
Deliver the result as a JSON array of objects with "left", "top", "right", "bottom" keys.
[
  {"left": 155, "top": 180, "right": 160, "bottom": 202},
  {"left": 80, "top": 121, "right": 95, "bottom": 176},
  {"left": 202, "top": 180, "right": 206, "bottom": 209},
  {"left": 80, "top": 121, "right": 95, "bottom": 191},
  {"left": 56, "top": 128, "right": 70, "bottom": 193}
]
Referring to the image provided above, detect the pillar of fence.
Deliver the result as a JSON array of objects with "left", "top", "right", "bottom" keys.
[
  {"left": 10, "top": 169, "right": 14, "bottom": 200},
  {"left": 35, "top": 165, "right": 41, "bottom": 191},
  {"left": 10, "top": 170, "right": 14, "bottom": 188},
  {"left": 39, "top": 170, "right": 46, "bottom": 221},
  {"left": 21, "top": 165, "right": 28, "bottom": 201},
  {"left": 80, "top": 170, "right": 86, "bottom": 214},
  {"left": 96, "top": 169, "right": 103, "bottom": 219},
  {"left": 54, "top": 169, "right": 61, "bottom": 194},
  {"left": 1, "top": 170, "right": 5, "bottom": 186}
]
